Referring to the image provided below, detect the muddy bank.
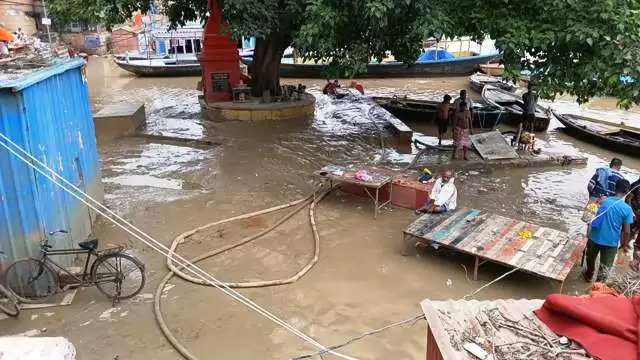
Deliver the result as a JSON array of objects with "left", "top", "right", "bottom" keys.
[{"left": 2, "top": 57, "right": 639, "bottom": 360}]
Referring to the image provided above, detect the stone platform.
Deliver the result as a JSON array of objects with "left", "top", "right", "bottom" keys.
[
  {"left": 93, "top": 102, "right": 146, "bottom": 142},
  {"left": 412, "top": 148, "right": 587, "bottom": 172},
  {"left": 199, "top": 93, "right": 315, "bottom": 121}
]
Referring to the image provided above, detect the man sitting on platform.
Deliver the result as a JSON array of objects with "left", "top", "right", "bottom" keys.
[{"left": 416, "top": 169, "right": 457, "bottom": 214}]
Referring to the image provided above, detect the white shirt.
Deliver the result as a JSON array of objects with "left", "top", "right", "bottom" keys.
[
  {"left": 430, "top": 177, "right": 457, "bottom": 210},
  {"left": 452, "top": 97, "right": 473, "bottom": 112}
]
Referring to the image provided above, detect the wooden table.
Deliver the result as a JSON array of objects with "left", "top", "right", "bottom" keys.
[
  {"left": 402, "top": 207, "right": 586, "bottom": 291},
  {"left": 315, "top": 167, "right": 392, "bottom": 218},
  {"left": 421, "top": 299, "right": 589, "bottom": 360}
]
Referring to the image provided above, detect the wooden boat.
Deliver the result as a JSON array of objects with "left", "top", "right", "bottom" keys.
[
  {"left": 553, "top": 112, "right": 640, "bottom": 157},
  {"left": 469, "top": 73, "right": 517, "bottom": 93},
  {"left": 114, "top": 53, "right": 169, "bottom": 61},
  {"left": 243, "top": 53, "right": 501, "bottom": 78},
  {"left": 372, "top": 96, "right": 508, "bottom": 129},
  {"left": 481, "top": 85, "right": 551, "bottom": 132},
  {"left": 114, "top": 58, "right": 201, "bottom": 76},
  {"left": 479, "top": 62, "right": 504, "bottom": 76}
]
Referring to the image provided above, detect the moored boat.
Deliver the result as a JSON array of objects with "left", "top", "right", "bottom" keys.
[
  {"left": 243, "top": 52, "right": 501, "bottom": 78},
  {"left": 114, "top": 58, "right": 201, "bottom": 76},
  {"left": 469, "top": 73, "right": 517, "bottom": 93},
  {"left": 553, "top": 112, "right": 640, "bottom": 157},
  {"left": 481, "top": 85, "right": 551, "bottom": 132},
  {"left": 372, "top": 96, "right": 508, "bottom": 129},
  {"left": 479, "top": 62, "right": 504, "bottom": 76}
]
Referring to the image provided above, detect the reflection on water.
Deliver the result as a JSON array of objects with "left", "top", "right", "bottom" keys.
[
  {"left": 104, "top": 174, "right": 184, "bottom": 190},
  {"left": 86, "top": 57, "right": 640, "bottom": 237}
]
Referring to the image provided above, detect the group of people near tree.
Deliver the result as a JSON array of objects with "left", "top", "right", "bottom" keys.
[
  {"left": 435, "top": 83, "right": 539, "bottom": 160},
  {"left": 435, "top": 90, "right": 474, "bottom": 160},
  {"left": 322, "top": 79, "right": 365, "bottom": 96},
  {"left": 584, "top": 157, "right": 640, "bottom": 282}
]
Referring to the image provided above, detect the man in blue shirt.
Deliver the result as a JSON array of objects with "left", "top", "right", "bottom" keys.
[
  {"left": 583, "top": 179, "right": 634, "bottom": 282},
  {"left": 587, "top": 158, "right": 625, "bottom": 199}
]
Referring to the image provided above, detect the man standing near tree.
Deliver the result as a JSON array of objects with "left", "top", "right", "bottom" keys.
[
  {"left": 436, "top": 94, "right": 452, "bottom": 146},
  {"left": 452, "top": 89, "right": 473, "bottom": 120},
  {"left": 583, "top": 179, "right": 634, "bottom": 282},
  {"left": 522, "top": 82, "right": 539, "bottom": 132},
  {"left": 451, "top": 101, "right": 473, "bottom": 160}
]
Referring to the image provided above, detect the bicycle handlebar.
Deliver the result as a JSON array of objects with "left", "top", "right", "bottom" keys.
[{"left": 41, "top": 230, "right": 68, "bottom": 249}]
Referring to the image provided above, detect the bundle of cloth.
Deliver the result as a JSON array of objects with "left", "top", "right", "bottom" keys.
[{"left": 535, "top": 293, "right": 640, "bottom": 360}]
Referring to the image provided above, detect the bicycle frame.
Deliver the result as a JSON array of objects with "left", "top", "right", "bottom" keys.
[{"left": 38, "top": 247, "right": 95, "bottom": 286}]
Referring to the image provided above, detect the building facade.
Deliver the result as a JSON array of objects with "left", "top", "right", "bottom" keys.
[{"left": 0, "top": 0, "right": 43, "bottom": 36}]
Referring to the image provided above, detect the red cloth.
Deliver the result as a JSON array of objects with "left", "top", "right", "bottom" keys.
[
  {"left": 354, "top": 84, "right": 364, "bottom": 95},
  {"left": 534, "top": 294, "right": 640, "bottom": 360}
]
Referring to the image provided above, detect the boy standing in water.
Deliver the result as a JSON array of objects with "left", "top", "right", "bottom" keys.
[
  {"left": 436, "top": 95, "right": 452, "bottom": 145},
  {"left": 452, "top": 101, "right": 473, "bottom": 160}
]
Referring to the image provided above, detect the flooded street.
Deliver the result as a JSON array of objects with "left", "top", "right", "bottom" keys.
[{"left": 4, "top": 57, "right": 639, "bottom": 359}]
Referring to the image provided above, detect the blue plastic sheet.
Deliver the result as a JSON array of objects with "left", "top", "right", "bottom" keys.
[{"left": 416, "top": 49, "right": 455, "bottom": 62}]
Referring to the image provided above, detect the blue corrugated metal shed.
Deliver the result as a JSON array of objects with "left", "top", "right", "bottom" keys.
[{"left": 0, "top": 58, "right": 103, "bottom": 269}]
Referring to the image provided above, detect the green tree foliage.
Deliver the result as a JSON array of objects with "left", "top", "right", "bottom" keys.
[
  {"left": 449, "top": 0, "right": 640, "bottom": 107},
  {"left": 47, "top": 0, "right": 144, "bottom": 30},
  {"left": 48, "top": 0, "right": 640, "bottom": 105},
  {"left": 295, "top": 0, "right": 450, "bottom": 78}
]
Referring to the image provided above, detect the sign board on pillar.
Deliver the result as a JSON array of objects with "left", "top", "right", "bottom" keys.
[
  {"left": 42, "top": 18, "right": 52, "bottom": 25},
  {"left": 213, "top": 72, "right": 230, "bottom": 92}
]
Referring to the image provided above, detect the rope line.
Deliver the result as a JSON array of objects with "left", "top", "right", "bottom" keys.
[{"left": 0, "top": 132, "right": 356, "bottom": 360}]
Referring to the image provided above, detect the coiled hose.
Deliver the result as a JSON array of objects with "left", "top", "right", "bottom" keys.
[{"left": 154, "top": 187, "right": 333, "bottom": 359}]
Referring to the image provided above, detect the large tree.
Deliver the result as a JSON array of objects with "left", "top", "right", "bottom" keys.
[
  {"left": 447, "top": 0, "right": 640, "bottom": 107},
  {"left": 49, "top": 0, "right": 640, "bottom": 105}
]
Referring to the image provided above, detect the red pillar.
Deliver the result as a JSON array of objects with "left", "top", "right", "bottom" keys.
[{"left": 199, "top": 0, "right": 242, "bottom": 103}]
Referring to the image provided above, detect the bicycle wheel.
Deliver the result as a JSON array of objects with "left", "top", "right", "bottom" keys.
[
  {"left": 91, "top": 253, "right": 145, "bottom": 300},
  {"left": 4, "top": 258, "right": 58, "bottom": 304},
  {"left": 0, "top": 285, "right": 19, "bottom": 317}
]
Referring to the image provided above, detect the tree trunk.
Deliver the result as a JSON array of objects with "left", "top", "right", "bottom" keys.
[{"left": 250, "top": 32, "right": 290, "bottom": 97}]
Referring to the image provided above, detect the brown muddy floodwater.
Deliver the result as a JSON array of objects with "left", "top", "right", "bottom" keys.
[{"left": 3, "top": 57, "right": 638, "bottom": 359}]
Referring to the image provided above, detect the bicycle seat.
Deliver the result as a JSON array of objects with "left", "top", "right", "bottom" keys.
[{"left": 78, "top": 239, "right": 98, "bottom": 250}]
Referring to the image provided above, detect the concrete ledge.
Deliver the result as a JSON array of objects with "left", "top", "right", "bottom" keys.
[
  {"left": 412, "top": 151, "right": 588, "bottom": 172},
  {"left": 93, "top": 102, "right": 146, "bottom": 142},
  {"left": 199, "top": 94, "right": 315, "bottom": 122}
]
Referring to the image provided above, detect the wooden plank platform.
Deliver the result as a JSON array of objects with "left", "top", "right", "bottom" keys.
[
  {"left": 402, "top": 207, "right": 586, "bottom": 288},
  {"left": 421, "top": 299, "right": 589, "bottom": 360}
]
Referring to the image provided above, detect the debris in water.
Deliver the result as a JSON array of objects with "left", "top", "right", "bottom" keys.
[
  {"left": 99, "top": 307, "right": 120, "bottom": 321},
  {"left": 463, "top": 342, "right": 488, "bottom": 359},
  {"left": 446, "top": 279, "right": 453, "bottom": 288},
  {"left": 16, "top": 329, "right": 42, "bottom": 337}
]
